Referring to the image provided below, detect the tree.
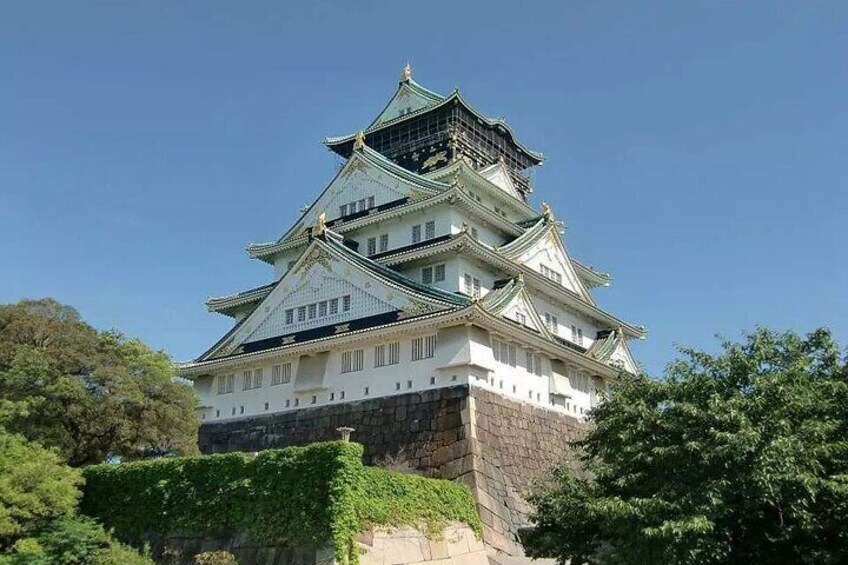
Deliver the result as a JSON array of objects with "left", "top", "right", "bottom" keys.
[
  {"left": 0, "top": 430, "right": 82, "bottom": 547},
  {"left": 0, "top": 299, "right": 198, "bottom": 466},
  {"left": 525, "top": 328, "right": 848, "bottom": 565}
]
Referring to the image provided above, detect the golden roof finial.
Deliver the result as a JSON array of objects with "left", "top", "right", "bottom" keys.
[
  {"left": 401, "top": 62, "right": 412, "bottom": 82},
  {"left": 314, "top": 211, "right": 327, "bottom": 236},
  {"left": 541, "top": 202, "right": 553, "bottom": 221},
  {"left": 517, "top": 272, "right": 524, "bottom": 284},
  {"left": 353, "top": 131, "right": 366, "bottom": 151}
]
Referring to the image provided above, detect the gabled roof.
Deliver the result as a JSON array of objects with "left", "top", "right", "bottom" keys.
[
  {"left": 480, "top": 276, "right": 552, "bottom": 339},
  {"left": 325, "top": 87, "right": 544, "bottom": 164},
  {"left": 586, "top": 328, "right": 639, "bottom": 374},
  {"left": 476, "top": 160, "right": 522, "bottom": 200},
  {"left": 262, "top": 144, "right": 450, "bottom": 246},
  {"left": 199, "top": 228, "right": 469, "bottom": 361},
  {"left": 368, "top": 77, "right": 446, "bottom": 129},
  {"left": 497, "top": 216, "right": 595, "bottom": 304}
]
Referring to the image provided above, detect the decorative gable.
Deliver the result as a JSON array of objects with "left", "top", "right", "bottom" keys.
[
  {"left": 508, "top": 228, "right": 591, "bottom": 302},
  {"left": 205, "top": 237, "right": 459, "bottom": 359},
  {"left": 477, "top": 161, "right": 522, "bottom": 200},
  {"left": 370, "top": 82, "right": 442, "bottom": 128},
  {"left": 481, "top": 278, "right": 551, "bottom": 338}
]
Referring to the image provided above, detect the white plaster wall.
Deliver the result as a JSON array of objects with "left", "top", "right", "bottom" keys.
[
  {"left": 197, "top": 323, "right": 596, "bottom": 423},
  {"left": 530, "top": 292, "right": 600, "bottom": 349}
]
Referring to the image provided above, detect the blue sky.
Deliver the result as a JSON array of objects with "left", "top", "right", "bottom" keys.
[{"left": 1, "top": 1, "right": 845, "bottom": 376}]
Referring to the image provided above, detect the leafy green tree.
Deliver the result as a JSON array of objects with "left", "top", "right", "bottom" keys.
[
  {"left": 525, "top": 328, "right": 848, "bottom": 565},
  {"left": 0, "top": 299, "right": 198, "bottom": 466},
  {"left": 0, "top": 430, "right": 82, "bottom": 547}
]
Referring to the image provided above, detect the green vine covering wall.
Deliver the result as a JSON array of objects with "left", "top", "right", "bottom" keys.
[{"left": 80, "top": 442, "right": 481, "bottom": 564}]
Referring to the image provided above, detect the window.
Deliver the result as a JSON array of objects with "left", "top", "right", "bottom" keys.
[
  {"left": 374, "top": 342, "right": 399, "bottom": 367},
  {"left": 339, "top": 204, "right": 347, "bottom": 217},
  {"left": 217, "top": 374, "right": 235, "bottom": 395},
  {"left": 462, "top": 274, "right": 481, "bottom": 298},
  {"left": 463, "top": 274, "right": 472, "bottom": 294},
  {"left": 425, "top": 220, "right": 436, "bottom": 240},
  {"left": 253, "top": 368, "right": 263, "bottom": 388},
  {"left": 264, "top": 402, "right": 269, "bottom": 411},
  {"left": 472, "top": 278, "right": 481, "bottom": 299},
  {"left": 342, "top": 295, "right": 351, "bottom": 311},
  {"left": 242, "top": 370, "right": 252, "bottom": 391},
  {"left": 396, "top": 382, "right": 401, "bottom": 391},
  {"left": 541, "top": 264, "right": 563, "bottom": 285},
  {"left": 340, "top": 390, "right": 345, "bottom": 400},
  {"left": 311, "top": 395, "right": 317, "bottom": 405},
  {"left": 364, "top": 386, "right": 370, "bottom": 396},
  {"left": 407, "top": 380, "right": 413, "bottom": 389},
  {"left": 422, "top": 267, "right": 433, "bottom": 284},
  {"left": 285, "top": 399, "right": 290, "bottom": 408},
  {"left": 412, "top": 335, "right": 437, "bottom": 361},
  {"left": 308, "top": 304, "right": 317, "bottom": 319},
  {"left": 297, "top": 306, "right": 306, "bottom": 322},
  {"left": 271, "top": 363, "right": 291, "bottom": 385},
  {"left": 319, "top": 301, "right": 327, "bottom": 317},
  {"left": 330, "top": 392, "right": 335, "bottom": 401},
  {"left": 341, "top": 349, "right": 364, "bottom": 373},
  {"left": 285, "top": 309, "right": 294, "bottom": 325},
  {"left": 358, "top": 198, "right": 366, "bottom": 212},
  {"left": 412, "top": 224, "right": 422, "bottom": 243},
  {"left": 367, "top": 237, "right": 377, "bottom": 256},
  {"left": 544, "top": 313, "right": 558, "bottom": 334},
  {"left": 525, "top": 352, "right": 544, "bottom": 376},
  {"left": 240, "top": 406, "right": 244, "bottom": 414},
  {"left": 329, "top": 298, "right": 339, "bottom": 315},
  {"left": 430, "top": 376, "right": 436, "bottom": 385},
  {"left": 434, "top": 264, "right": 446, "bottom": 282},
  {"left": 294, "top": 398, "right": 299, "bottom": 407},
  {"left": 571, "top": 325, "right": 584, "bottom": 346},
  {"left": 367, "top": 196, "right": 375, "bottom": 209},
  {"left": 379, "top": 233, "right": 389, "bottom": 252},
  {"left": 216, "top": 410, "right": 220, "bottom": 417}
]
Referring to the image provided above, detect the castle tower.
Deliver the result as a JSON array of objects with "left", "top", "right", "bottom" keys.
[{"left": 181, "top": 66, "right": 645, "bottom": 555}]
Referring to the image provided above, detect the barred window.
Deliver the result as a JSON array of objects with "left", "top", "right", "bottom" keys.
[
  {"left": 358, "top": 198, "right": 367, "bottom": 211},
  {"left": 329, "top": 298, "right": 339, "bottom": 315},
  {"left": 422, "top": 267, "right": 433, "bottom": 284},
  {"left": 308, "top": 303, "right": 316, "bottom": 319},
  {"left": 374, "top": 344, "right": 385, "bottom": 367},
  {"left": 253, "top": 368, "right": 263, "bottom": 389},
  {"left": 217, "top": 374, "right": 234, "bottom": 395},
  {"left": 339, "top": 204, "right": 347, "bottom": 217},
  {"left": 271, "top": 363, "right": 291, "bottom": 386},
  {"left": 412, "top": 335, "right": 436, "bottom": 361},
  {"left": 412, "top": 224, "right": 422, "bottom": 243},
  {"left": 341, "top": 349, "right": 364, "bottom": 373},
  {"left": 318, "top": 301, "right": 327, "bottom": 317},
  {"left": 367, "top": 196, "right": 375, "bottom": 209},
  {"left": 297, "top": 306, "right": 306, "bottom": 322},
  {"left": 434, "top": 264, "right": 445, "bottom": 282},
  {"left": 379, "top": 233, "right": 389, "bottom": 252},
  {"left": 367, "top": 237, "right": 377, "bottom": 256},
  {"left": 463, "top": 274, "right": 472, "bottom": 294},
  {"left": 544, "top": 313, "right": 558, "bottom": 334},
  {"left": 425, "top": 220, "right": 436, "bottom": 240},
  {"left": 472, "top": 277, "right": 481, "bottom": 299},
  {"left": 242, "top": 370, "right": 252, "bottom": 391},
  {"left": 285, "top": 309, "right": 294, "bottom": 325},
  {"left": 342, "top": 295, "right": 351, "bottom": 311}
]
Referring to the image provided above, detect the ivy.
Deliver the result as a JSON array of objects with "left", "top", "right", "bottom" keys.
[{"left": 80, "top": 442, "right": 481, "bottom": 564}]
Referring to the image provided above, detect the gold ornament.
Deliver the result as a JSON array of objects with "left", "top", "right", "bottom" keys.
[
  {"left": 401, "top": 62, "right": 412, "bottom": 81},
  {"left": 353, "top": 131, "right": 366, "bottom": 151}
]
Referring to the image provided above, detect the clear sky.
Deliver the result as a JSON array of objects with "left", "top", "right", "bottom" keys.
[{"left": 1, "top": 1, "right": 845, "bottom": 376}]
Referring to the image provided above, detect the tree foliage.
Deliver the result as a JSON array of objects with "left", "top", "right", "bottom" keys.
[
  {"left": 0, "top": 298, "right": 198, "bottom": 466},
  {"left": 525, "top": 328, "right": 848, "bottom": 565},
  {"left": 0, "top": 430, "right": 82, "bottom": 546}
]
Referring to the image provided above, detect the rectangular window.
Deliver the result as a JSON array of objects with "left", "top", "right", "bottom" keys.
[
  {"left": 367, "top": 196, "right": 375, "bottom": 209},
  {"left": 577, "top": 328, "right": 584, "bottom": 346},
  {"left": 367, "top": 237, "right": 377, "bottom": 256},
  {"left": 341, "top": 349, "right": 364, "bottom": 373},
  {"left": 285, "top": 309, "right": 294, "bottom": 325},
  {"left": 329, "top": 298, "right": 339, "bottom": 315},
  {"left": 348, "top": 201, "right": 357, "bottom": 214},
  {"left": 472, "top": 278, "right": 481, "bottom": 299},
  {"left": 253, "top": 368, "right": 263, "bottom": 388},
  {"left": 340, "top": 390, "right": 345, "bottom": 400},
  {"left": 308, "top": 303, "right": 317, "bottom": 319},
  {"left": 271, "top": 364, "right": 282, "bottom": 386},
  {"left": 297, "top": 306, "right": 306, "bottom": 322},
  {"left": 379, "top": 233, "right": 389, "bottom": 252},
  {"left": 508, "top": 344, "right": 517, "bottom": 367},
  {"left": 388, "top": 341, "right": 400, "bottom": 365},
  {"left": 396, "top": 382, "right": 401, "bottom": 391},
  {"left": 364, "top": 386, "right": 370, "bottom": 396},
  {"left": 545, "top": 313, "right": 558, "bottom": 334},
  {"left": 318, "top": 301, "right": 327, "bottom": 317},
  {"left": 342, "top": 295, "right": 351, "bottom": 312},
  {"left": 412, "top": 335, "right": 436, "bottom": 361},
  {"left": 217, "top": 375, "right": 227, "bottom": 395},
  {"left": 463, "top": 274, "right": 473, "bottom": 294},
  {"left": 374, "top": 344, "right": 386, "bottom": 367},
  {"left": 358, "top": 198, "right": 367, "bottom": 212},
  {"left": 407, "top": 380, "right": 413, "bottom": 389},
  {"left": 434, "top": 264, "right": 445, "bottom": 282},
  {"left": 422, "top": 266, "right": 433, "bottom": 285},
  {"left": 425, "top": 220, "right": 435, "bottom": 240},
  {"left": 242, "top": 370, "right": 252, "bottom": 391},
  {"left": 226, "top": 374, "right": 235, "bottom": 393},
  {"left": 492, "top": 338, "right": 501, "bottom": 362},
  {"left": 339, "top": 204, "right": 347, "bottom": 217},
  {"left": 412, "top": 224, "right": 422, "bottom": 243}
]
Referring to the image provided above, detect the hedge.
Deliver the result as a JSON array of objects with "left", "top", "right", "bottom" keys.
[{"left": 80, "top": 442, "right": 481, "bottom": 564}]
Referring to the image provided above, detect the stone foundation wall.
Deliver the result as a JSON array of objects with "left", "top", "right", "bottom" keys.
[{"left": 198, "top": 385, "right": 585, "bottom": 555}]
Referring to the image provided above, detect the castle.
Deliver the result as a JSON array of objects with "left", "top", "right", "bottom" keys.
[{"left": 181, "top": 65, "right": 645, "bottom": 555}]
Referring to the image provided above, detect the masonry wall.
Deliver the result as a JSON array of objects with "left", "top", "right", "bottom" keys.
[{"left": 198, "top": 384, "right": 586, "bottom": 556}]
